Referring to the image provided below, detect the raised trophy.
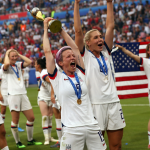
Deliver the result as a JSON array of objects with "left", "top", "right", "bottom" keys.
[{"left": 27, "top": 7, "right": 62, "bottom": 33}]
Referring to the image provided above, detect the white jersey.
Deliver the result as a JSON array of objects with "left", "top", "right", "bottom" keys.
[
  {"left": 38, "top": 69, "right": 51, "bottom": 100},
  {"left": 23, "top": 67, "right": 30, "bottom": 77},
  {"left": 2, "top": 62, "right": 27, "bottom": 95},
  {"left": 48, "top": 66, "right": 98, "bottom": 127},
  {"left": 36, "top": 71, "right": 41, "bottom": 86},
  {"left": 0, "top": 67, "right": 8, "bottom": 95},
  {"left": 141, "top": 58, "right": 150, "bottom": 93},
  {"left": 82, "top": 42, "right": 119, "bottom": 104}
]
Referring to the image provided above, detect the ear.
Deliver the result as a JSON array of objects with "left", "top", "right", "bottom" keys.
[
  {"left": 58, "top": 61, "right": 63, "bottom": 68},
  {"left": 86, "top": 40, "right": 90, "bottom": 47}
]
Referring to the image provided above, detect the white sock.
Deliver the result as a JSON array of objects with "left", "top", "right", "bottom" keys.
[
  {"left": 1, "top": 114, "right": 5, "bottom": 122},
  {"left": 26, "top": 120, "right": 34, "bottom": 141},
  {"left": 26, "top": 81, "right": 29, "bottom": 87},
  {"left": 56, "top": 119, "right": 62, "bottom": 142},
  {"left": 2, "top": 146, "right": 9, "bottom": 150},
  {"left": 42, "top": 116, "right": 49, "bottom": 141},
  {"left": 11, "top": 122, "right": 20, "bottom": 143},
  {"left": 48, "top": 116, "right": 53, "bottom": 139}
]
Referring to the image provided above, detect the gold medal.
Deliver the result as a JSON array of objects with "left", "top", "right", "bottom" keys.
[
  {"left": 77, "top": 99, "right": 82, "bottom": 105},
  {"left": 38, "top": 88, "right": 40, "bottom": 91},
  {"left": 18, "top": 78, "right": 20, "bottom": 81}
]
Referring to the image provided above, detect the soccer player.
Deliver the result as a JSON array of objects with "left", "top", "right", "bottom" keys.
[
  {"left": 35, "top": 57, "right": 54, "bottom": 145},
  {"left": 116, "top": 43, "right": 150, "bottom": 149},
  {"left": 0, "top": 58, "right": 8, "bottom": 122},
  {"left": 0, "top": 114, "right": 9, "bottom": 150},
  {"left": 22, "top": 67, "right": 30, "bottom": 88},
  {"left": 43, "top": 17, "right": 106, "bottom": 150},
  {"left": 74, "top": 0, "right": 126, "bottom": 149},
  {"left": 2, "top": 49, "right": 42, "bottom": 148}
]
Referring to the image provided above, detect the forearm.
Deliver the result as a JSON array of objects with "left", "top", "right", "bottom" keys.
[
  {"left": 106, "top": 1, "right": 114, "bottom": 29},
  {"left": 121, "top": 47, "right": 141, "bottom": 63},
  {"left": 74, "top": 0, "right": 84, "bottom": 52},
  {"left": 4, "top": 54, "right": 10, "bottom": 70},
  {"left": 43, "top": 28, "right": 55, "bottom": 74},
  {"left": 18, "top": 54, "right": 32, "bottom": 66},
  {"left": 74, "top": 1, "right": 82, "bottom": 33}
]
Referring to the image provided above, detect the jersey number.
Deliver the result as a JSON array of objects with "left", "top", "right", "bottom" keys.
[{"left": 119, "top": 109, "right": 124, "bottom": 120}]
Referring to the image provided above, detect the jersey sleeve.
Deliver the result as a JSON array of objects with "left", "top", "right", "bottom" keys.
[
  {"left": 48, "top": 67, "right": 61, "bottom": 92},
  {"left": 104, "top": 41, "right": 111, "bottom": 55},
  {"left": 76, "top": 65, "right": 86, "bottom": 82},
  {"left": 41, "top": 70, "right": 48, "bottom": 80}
]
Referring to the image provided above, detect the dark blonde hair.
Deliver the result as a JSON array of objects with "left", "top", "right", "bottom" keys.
[
  {"left": 146, "top": 43, "right": 150, "bottom": 58},
  {"left": 84, "top": 29, "right": 99, "bottom": 50}
]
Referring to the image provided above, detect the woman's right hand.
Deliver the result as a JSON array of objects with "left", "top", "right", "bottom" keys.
[{"left": 44, "top": 17, "right": 54, "bottom": 30}]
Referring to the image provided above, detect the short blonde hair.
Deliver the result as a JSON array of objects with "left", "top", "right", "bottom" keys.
[
  {"left": 84, "top": 29, "right": 99, "bottom": 50},
  {"left": 146, "top": 43, "right": 150, "bottom": 58}
]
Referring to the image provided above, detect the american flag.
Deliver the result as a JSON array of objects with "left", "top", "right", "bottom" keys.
[{"left": 111, "top": 42, "right": 149, "bottom": 99}]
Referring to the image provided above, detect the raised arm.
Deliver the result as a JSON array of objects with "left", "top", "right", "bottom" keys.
[
  {"left": 105, "top": 0, "right": 115, "bottom": 50},
  {"left": 4, "top": 49, "right": 11, "bottom": 70},
  {"left": 43, "top": 17, "right": 55, "bottom": 74},
  {"left": 17, "top": 53, "right": 32, "bottom": 67},
  {"left": 74, "top": 0, "right": 84, "bottom": 53},
  {"left": 60, "top": 28, "right": 84, "bottom": 69},
  {"left": 116, "top": 44, "right": 141, "bottom": 63}
]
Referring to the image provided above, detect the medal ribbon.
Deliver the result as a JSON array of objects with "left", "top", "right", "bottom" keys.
[
  {"left": 89, "top": 50, "right": 108, "bottom": 76},
  {"left": 11, "top": 64, "right": 20, "bottom": 79},
  {"left": 39, "top": 79, "right": 42, "bottom": 89},
  {"left": 63, "top": 71, "right": 82, "bottom": 99}
]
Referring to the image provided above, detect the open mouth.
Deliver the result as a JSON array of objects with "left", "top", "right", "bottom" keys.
[
  {"left": 98, "top": 43, "right": 103, "bottom": 47},
  {"left": 70, "top": 62, "right": 76, "bottom": 68}
]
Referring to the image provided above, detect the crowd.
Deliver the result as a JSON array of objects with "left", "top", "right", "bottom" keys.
[
  {"left": 0, "top": 0, "right": 149, "bottom": 68},
  {"left": 0, "top": 0, "right": 133, "bottom": 15}
]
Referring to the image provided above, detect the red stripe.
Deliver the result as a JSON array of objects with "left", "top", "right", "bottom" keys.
[
  {"left": 36, "top": 77, "right": 40, "bottom": 79},
  {"left": 56, "top": 128, "right": 61, "bottom": 131},
  {"left": 140, "top": 42, "right": 150, "bottom": 45},
  {"left": 117, "top": 84, "right": 148, "bottom": 91},
  {"left": 49, "top": 71, "right": 57, "bottom": 80},
  {"left": 43, "top": 127, "right": 48, "bottom": 129},
  {"left": 140, "top": 66, "right": 144, "bottom": 71},
  {"left": 139, "top": 49, "right": 146, "bottom": 53},
  {"left": 115, "top": 75, "right": 147, "bottom": 82},
  {"left": 26, "top": 123, "right": 33, "bottom": 126},
  {"left": 11, "top": 126, "right": 17, "bottom": 128},
  {"left": 42, "top": 74, "right": 47, "bottom": 79},
  {"left": 118, "top": 93, "right": 148, "bottom": 99}
]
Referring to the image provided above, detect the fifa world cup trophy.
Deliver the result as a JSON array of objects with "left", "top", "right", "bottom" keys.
[{"left": 27, "top": 7, "right": 62, "bottom": 33}]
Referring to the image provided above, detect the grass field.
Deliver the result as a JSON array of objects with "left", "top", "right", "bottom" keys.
[{"left": 2, "top": 87, "right": 150, "bottom": 150}]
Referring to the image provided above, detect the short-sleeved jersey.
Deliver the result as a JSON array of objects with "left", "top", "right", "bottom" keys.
[
  {"left": 0, "top": 67, "right": 7, "bottom": 95},
  {"left": 48, "top": 66, "right": 98, "bottom": 127},
  {"left": 38, "top": 69, "right": 51, "bottom": 100},
  {"left": 23, "top": 67, "right": 30, "bottom": 76},
  {"left": 140, "top": 58, "right": 150, "bottom": 92},
  {"left": 81, "top": 42, "right": 119, "bottom": 104},
  {"left": 2, "top": 62, "right": 26, "bottom": 95}
]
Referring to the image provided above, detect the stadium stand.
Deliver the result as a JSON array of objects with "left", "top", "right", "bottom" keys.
[{"left": 0, "top": 0, "right": 150, "bottom": 71}]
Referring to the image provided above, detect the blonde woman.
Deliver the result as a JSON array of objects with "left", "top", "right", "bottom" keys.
[{"left": 74, "top": 0, "right": 126, "bottom": 149}]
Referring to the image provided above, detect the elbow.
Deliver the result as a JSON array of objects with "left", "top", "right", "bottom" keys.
[
  {"left": 29, "top": 60, "right": 32, "bottom": 65},
  {"left": 75, "top": 30, "right": 83, "bottom": 35}
]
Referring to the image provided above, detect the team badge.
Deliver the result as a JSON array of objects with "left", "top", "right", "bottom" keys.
[
  {"left": 66, "top": 144, "right": 71, "bottom": 150},
  {"left": 105, "top": 57, "right": 108, "bottom": 61},
  {"left": 15, "top": 105, "right": 18, "bottom": 109}
]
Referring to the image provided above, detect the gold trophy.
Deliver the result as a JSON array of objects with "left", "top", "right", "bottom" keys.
[{"left": 27, "top": 7, "right": 62, "bottom": 33}]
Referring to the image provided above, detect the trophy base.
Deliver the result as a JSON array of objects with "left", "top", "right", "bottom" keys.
[{"left": 48, "top": 20, "right": 62, "bottom": 33}]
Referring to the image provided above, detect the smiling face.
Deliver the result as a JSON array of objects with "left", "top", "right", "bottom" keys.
[
  {"left": 86, "top": 30, "right": 104, "bottom": 57},
  {"left": 9, "top": 51, "right": 18, "bottom": 65},
  {"left": 59, "top": 49, "right": 76, "bottom": 75}
]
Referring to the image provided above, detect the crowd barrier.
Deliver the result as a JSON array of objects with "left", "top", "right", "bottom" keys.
[{"left": 29, "top": 68, "right": 38, "bottom": 85}]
